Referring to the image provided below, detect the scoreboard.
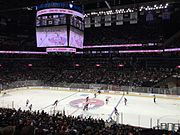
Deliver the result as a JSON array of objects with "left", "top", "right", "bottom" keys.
[
  {"left": 36, "top": 26, "right": 68, "bottom": 47},
  {"left": 36, "top": 3, "right": 84, "bottom": 50}
]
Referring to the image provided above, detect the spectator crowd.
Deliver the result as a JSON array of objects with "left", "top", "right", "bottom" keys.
[
  {"left": 0, "top": 108, "right": 179, "bottom": 135},
  {"left": 0, "top": 65, "right": 178, "bottom": 88}
]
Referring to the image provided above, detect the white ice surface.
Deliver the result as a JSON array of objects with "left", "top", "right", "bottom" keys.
[{"left": 0, "top": 88, "right": 180, "bottom": 129}]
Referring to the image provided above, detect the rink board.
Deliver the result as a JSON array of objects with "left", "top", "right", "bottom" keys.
[{"left": 0, "top": 86, "right": 180, "bottom": 130}]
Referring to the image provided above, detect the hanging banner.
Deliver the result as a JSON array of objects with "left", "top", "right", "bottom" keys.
[
  {"left": 85, "top": 17, "right": 91, "bottom": 28},
  {"left": 146, "top": 11, "right": 154, "bottom": 22},
  {"left": 162, "top": 9, "right": 170, "bottom": 20},
  {"left": 105, "top": 15, "right": 111, "bottom": 26},
  {"left": 95, "top": 16, "right": 101, "bottom": 27},
  {"left": 116, "top": 14, "right": 123, "bottom": 25},
  {"left": 130, "top": 12, "right": 138, "bottom": 24}
]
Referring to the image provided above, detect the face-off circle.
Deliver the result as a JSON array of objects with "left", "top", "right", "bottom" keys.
[{"left": 69, "top": 98, "right": 104, "bottom": 109}]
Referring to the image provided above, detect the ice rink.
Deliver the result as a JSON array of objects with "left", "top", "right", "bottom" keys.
[{"left": 0, "top": 87, "right": 180, "bottom": 129}]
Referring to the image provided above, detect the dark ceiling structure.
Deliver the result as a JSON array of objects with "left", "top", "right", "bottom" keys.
[
  {"left": 0, "top": 0, "right": 177, "bottom": 11},
  {"left": 0, "top": 0, "right": 179, "bottom": 21}
]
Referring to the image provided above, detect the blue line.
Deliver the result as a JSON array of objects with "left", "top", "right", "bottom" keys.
[{"left": 107, "top": 94, "right": 124, "bottom": 121}]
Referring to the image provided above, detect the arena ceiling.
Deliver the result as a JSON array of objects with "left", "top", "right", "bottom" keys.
[
  {"left": 0, "top": 0, "right": 176, "bottom": 11},
  {"left": 0, "top": 0, "right": 178, "bottom": 18}
]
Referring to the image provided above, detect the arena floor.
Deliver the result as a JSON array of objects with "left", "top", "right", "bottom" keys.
[{"left": 0, "top": 88, "right": 180, "bottom": 129}]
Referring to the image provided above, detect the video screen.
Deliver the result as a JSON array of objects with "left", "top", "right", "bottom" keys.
[
  {"left": 36, "top": 26, "right": 68, "bottom": 47},
  {"left": 69, "top": 27, "right": 84, "bottom": 49}
]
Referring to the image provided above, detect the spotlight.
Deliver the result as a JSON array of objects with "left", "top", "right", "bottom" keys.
[{"left": 69, "top": 4, "right": 73, "bottom": 8}]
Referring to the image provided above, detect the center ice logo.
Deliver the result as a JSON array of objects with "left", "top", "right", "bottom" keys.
[
  {"left": 48, "top": 36, "right": 66, "bottom": 45},
  {"left": 69, "top": 98, "right": 104, "bottom": 109}
]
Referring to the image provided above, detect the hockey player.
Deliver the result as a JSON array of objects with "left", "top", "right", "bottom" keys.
[
  {"left": 26, "top": 99, "right": 29, "bottom": 107},
  {"left": 83, "top": 103, "right": 89, "bottom": 111},
  {"left": 124, "top": 97, "right": 127, "bottom": 106},
  {"left": 153, "top": 95, "right": 156, "bottom": 103},
  {"left": 114, "top": 107, "right": 119, "bottom": 115},
  {"left": 94, "top": 93, "right": 97, "bottom": 98},
  {"left": 2, "top": 92, "right": 7, "bottom": 96},
  {"left": 86, "top": 96, "right": 89, "bottom": 102},
  {"left": 97, "top": 90, "right": 101, "bottom": 94},
  {"left": 29, "top": 104, "right": 32, "bottom": 111},
  {"left": 85, "top": 103, "right": 89, "bottom": 111},
  {"left": 106, "top": 98, "right": 109, "bottom": 104},
  {"left": 53, "top": 100, "right": 58, "bottom": 106}
]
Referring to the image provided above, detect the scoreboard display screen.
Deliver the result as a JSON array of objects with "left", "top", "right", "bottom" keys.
[
  {"left": 36, "top": 26, "right": 68, "bottom": 47},
  {"left": 69, "top": 27, "right": 84, "bottom": 49},
  {"left": 36, "top": 15, "right": 67, "bottom": 27},
  {"left": 36, "top": 3, "right": 84, "bottom": 49}
]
